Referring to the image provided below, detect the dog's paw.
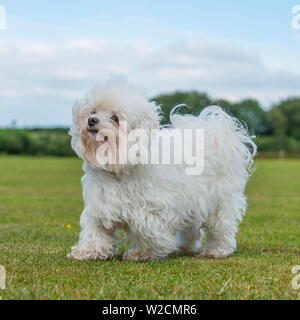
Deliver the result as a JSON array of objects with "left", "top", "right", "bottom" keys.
[
  {"left": 122, "top": 250, "right": 156, "bottom": 261},
  {"left": 198, "top": 247, "right": 233, "bottom": 259},
  {"left": 67, "top": 246, "right": 104, "bottom": 261},
  {"left": 171, "top": 247, "right": 197, "bottom": 257}
]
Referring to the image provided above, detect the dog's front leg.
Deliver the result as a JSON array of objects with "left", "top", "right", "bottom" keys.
[{"left": 67, "top": 211, "right": 118, "bottom": 260}]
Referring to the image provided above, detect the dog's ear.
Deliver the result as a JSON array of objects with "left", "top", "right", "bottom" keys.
[
  {"left": 119, "top": 102, "right": 160, "bottom": 168},
  {"left": 137, "top": 101, "right": 161, "bottom": 133},
  {"left": 81, "top": 128, "right": 101, "bottom": 167}
]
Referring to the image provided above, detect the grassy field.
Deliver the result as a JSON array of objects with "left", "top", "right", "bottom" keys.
[{"left": 0, "top": 156, "right": 300, "bottom": 300}]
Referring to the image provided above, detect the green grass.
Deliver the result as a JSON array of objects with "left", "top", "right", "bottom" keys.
[{"left": 0, "top": 156, "right": 300, "bottom": 300}]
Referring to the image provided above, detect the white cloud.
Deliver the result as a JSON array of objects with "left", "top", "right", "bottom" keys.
[
  {"left": 0, "top": 89, "right": 18, "bottom": 98},
  {"left": 54, "top": 69, "right": 91, "bottom": 80},
  {"left": 19, "top": 44, "right": 54, "bottom": 58},
  {"left": 66, "top": 39, "right": 103, "bottom": 52},
  {"left": 0, "top": 39, "right": 300, "bottom": 127}
]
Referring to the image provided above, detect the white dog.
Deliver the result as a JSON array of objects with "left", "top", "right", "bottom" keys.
[{"left": 68, "top": 80, "right": 256, "bottom": 261}]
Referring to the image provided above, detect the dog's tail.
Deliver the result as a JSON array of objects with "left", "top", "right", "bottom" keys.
[{"left": 170, "top": 105, "right": 257, "bottom": 182}]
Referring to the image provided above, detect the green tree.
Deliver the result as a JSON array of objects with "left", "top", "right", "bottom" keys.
[
  {"left": 229, "top": 99, "right": 273, "bottom": 135},
  {"left": 152, "top": 93, "right": 271, "bottom": 136},
  {"left": 268, "top": 98, "right": 300, "bottom": 150},
  {"left": 152, "top": 91, "right": 211, "bottom": 125}
]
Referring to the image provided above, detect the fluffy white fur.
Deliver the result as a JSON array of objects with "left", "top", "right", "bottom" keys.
[{"left": 68, "top": 80, "right": 256, "bottom": 261}]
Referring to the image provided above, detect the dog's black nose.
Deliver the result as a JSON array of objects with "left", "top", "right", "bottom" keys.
[{"left": 88, "top": 117, "right": 99, "bottom": 127}]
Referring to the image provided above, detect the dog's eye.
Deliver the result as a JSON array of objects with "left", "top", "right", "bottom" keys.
[
  {"left": 91, "top": 110, "right": 96, "bottom": 115},
  {"left": 111, "top": 114, "right": 119, "bottom": 124}
]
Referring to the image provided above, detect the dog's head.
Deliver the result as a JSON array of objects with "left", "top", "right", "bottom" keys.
[{"left": 70, "top": 80, "right": 160, "bottom": 173}]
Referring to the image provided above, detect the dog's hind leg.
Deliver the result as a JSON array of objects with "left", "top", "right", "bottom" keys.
[
  {"left": 199, "top": 192, "right": 246, "bottom": 259},
  {"left": 175, "top": 225, "right": 204, "bottom": 255},
  {"left": 123, "top": 227, "right": 178, "bottom": 261},
  {"left": 199, "top": 225, "right": 236, "bottom": 259}
]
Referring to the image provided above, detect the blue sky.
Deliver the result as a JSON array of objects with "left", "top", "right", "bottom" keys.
[{"left": 0, "top": 0, "right": 300, "bottom": 126}]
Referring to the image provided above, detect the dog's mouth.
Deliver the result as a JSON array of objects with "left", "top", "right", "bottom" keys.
[
  {"left": 86, "top": 127, "right": 109, "bottom": 143},
  {"left": 86, "top": 127, "right": 99, "bottom": 135}
]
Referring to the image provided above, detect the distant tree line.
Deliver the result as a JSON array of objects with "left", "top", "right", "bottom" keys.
[
  {"left": 0, "top": 91, "right": 300, "bottom": 157},
  {"left": 0, "top": 128, "right": 74, "bottom": 156}
]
